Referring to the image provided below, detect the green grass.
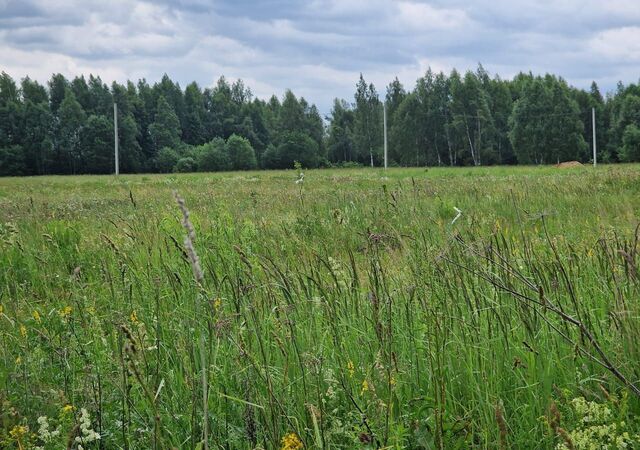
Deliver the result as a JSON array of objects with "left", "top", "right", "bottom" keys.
[{"left": 1, "top": 165, "right": 639, "bottom": 449}]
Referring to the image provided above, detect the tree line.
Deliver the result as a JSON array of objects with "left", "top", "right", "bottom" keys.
[{"left": 1, "top": 66, "right": 639, "bottom": 176}]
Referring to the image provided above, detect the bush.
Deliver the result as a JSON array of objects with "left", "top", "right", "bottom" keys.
[
  {"left": 275, "top": 131, "right": 320, "bottom": 169},
  {"left": 154, "top": 147, "right": 179, "bottom": 173},
  {"left": 173, "top": 157, "right": 197, "bottom": 173},
  {"left": 227, "top": 134, "right": 257, "bottom": 170},
  {"left": 261, "top": 144, "right": 280, "bottom": 169},
  {"left": 0, "top": 145, "right": 26, "bottom": 176},
  {"left": 620, "top": 124, "right": 640, "bottom": 162},
  {"left": 196, "top": 138, "right": 232, "bottom": 172}
]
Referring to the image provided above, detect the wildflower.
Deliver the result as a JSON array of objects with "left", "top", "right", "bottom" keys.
[
  {"left": 0, "top": 304, "right": 4, "bottom": 314},
  {"left": 75, "top": 408, "right": 100, "bottom": 446},
  {"left": 20, "top": 324, "right": 27, "bottom": 337},
  {"left": 32, "top": 310, "right": 41, "bottom": 323},
  {"left": 347, "top": 360, "right": 355, "bottom": 378},
  {"left": 361, "top": 379, "right": 369, "bottom": 394},
  {"left": 59, "top": 306, "right": 72, "bottom": 318},
  {"left": 130, "top": 310, "right": 138, "bottom": 324},
  {"left": 15, "top": 356, "right": 22, "bottom": 365},
  {"left": 61, "top": 404, "right": 74, "bottom": 414},
  {"left": 9, "top": 424, "right": 28, "bottom": 440},
  {"left": 390, "top": 376, "right": 396, "bottom": 387},
  {"left": 37, "top": 416, "right": 61, "bottom": 443},
  {"left": 281, "top": 432, "right": 303, "bottom": 450},
  {"left": 213, "top": 298, "right": 222, "bottom": 309}
]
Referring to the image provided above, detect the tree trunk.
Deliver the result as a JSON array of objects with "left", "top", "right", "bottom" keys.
[
  {"left": 434, "top": 134, "right": 441, "bottom": 166},
  {"left": 476, "top": 115, "right": 482, "bottom": 166},
  {"left": 445, "top": 127, "right": 454, "bottom": 166},
  {"left": 465, "top": 121, "right": 478, "bottom": 166}
]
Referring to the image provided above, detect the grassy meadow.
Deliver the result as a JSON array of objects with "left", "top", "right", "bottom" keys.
[{"left": 1, "top": 165, "right": 640, "bottom": 449}]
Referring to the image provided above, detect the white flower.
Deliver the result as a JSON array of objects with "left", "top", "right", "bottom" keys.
[{"left": 75, "top": 408, "right": 100, "bottom": 446}]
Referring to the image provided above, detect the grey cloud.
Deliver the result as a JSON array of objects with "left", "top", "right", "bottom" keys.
[{"left": 0, "top": 0, "right": 638, "bottom": 112}]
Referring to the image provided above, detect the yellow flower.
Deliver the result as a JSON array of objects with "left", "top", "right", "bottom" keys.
[
  {"left": 9, "top": 424, "right": 28, "bottom": 439},
  {"left": 130, "top": 310, "right": 138, "bottom": 324},
  {"left": 390, "top": 376, "right": 396, "bottom": 387},
  {"left": 32, "top": 310, "right": 41, "bottom": 323},
  {"left": 361, "top": 379, "right": 369, "bottom": 394},
  {"left": 0, "top": 304, "right": 3, "bottom": 314},
  {"left": 213, "top": 297, "right": 222, "bottom": 309},
  {"left": 20, "top": 324, "right": 27, "bottom": 338},
  {"left": 59, "top": 306, "right": 72, "bottom": 318},
  {"left": 347, "top": 360, "right": 355, "bottom": 378},
  {"left": 281, "top": 432, "right": 303, "bottom": 450},
  {"left": 61, "top": 404, "right": 74, "bottom": 414},
  {"left": 15, "top": 356, "right": 22, "bottom": 365}
]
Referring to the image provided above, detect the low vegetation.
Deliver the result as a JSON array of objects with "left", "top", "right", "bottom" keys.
[{"left": 1, "top": 165, "right": 639, "bottom": 448}]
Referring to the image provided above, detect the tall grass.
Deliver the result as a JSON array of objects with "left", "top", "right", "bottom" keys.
[{"left": 0, "top": 165, "right": 639, "bottom": 448}]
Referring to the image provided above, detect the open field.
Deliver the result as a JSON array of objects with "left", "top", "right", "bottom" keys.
[{"left": 1, "top": 165, "right": 640, "bottom": 449}]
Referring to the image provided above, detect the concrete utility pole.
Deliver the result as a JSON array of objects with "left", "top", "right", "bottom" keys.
[
  {"left": 114, "top": 103, "right": 119, "bottom": 175},
  {"left": 383, "top": 101, "right": 388, "bottom": 170},
  {"left": 592, "top": 107, "right": 597, "bottom": 168}
]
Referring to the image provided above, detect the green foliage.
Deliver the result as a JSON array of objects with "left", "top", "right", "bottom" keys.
[
  {"left": 183, "top": 82, "right": 206, "bottom": 145},
  {"left": 195, "top": 138, "right": 232, "bottom": 172},
  {"left": 55, "top": 89, "right": 86, "bottom": 174},
  {"left": 327, "top": 99, "right": 355, "bottom": 163},
  {"left": 226, "top": 133, "right": 257, "bottom": 170},
  {"left": 80, "top": 114, "right": 114, "bottom": 174},
  {"left": 0, "top": 145, "right": 25, "bottom": 175},
  {"left": 274, "top": 131, "right": 321, "bottom": 168},
  {"left": 174, "top": 156, "right": 197, "bottom": 173},
  {"left": 149, "top": 95, "right": 181, "bottom": 152},
  {"left": 1, "top": 68, "right": 640, "bottom": 176},
  {"left": 154, "top": 146, "right": 179, "bottom": 172},
  {"left": 117, "top": 113, "right": 143, "bottom": 173},
  {"left": 1, "top": 166, "right": 640, "bottom": 449},
  {"left": 620, "top": 124, "right": 640, "bottom": 162},
  {"left": 353, "top": 74, "right": 383, "bottom": 166},
  {"left": 551, "top": 394, "right": 640, "bottom": 449},
  {"left": 509, "top": 77, "right": 587, "bottom": 164},
  {"left": 20, "top": 100, "right": 54, "bottom": 175}
]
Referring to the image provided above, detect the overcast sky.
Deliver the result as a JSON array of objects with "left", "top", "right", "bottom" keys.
[{"left": 1, "top": 0, "right": 639, "bottom": 112}]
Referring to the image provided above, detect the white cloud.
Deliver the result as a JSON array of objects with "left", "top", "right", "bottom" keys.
[
  {"left": 0, "top": 45, "right": 130, "bottom": 82},
  {"left": 395, "top": 1, "right": 471, "bottom": 31},
  {"left": 590, "top": 26, "right": 640, "bottom": 62},
  {"left": 0, "top": 0, "right": 638, "bottom": 112}
]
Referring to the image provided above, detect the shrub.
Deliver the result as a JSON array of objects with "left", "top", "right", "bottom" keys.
[
  {"left": 196, "top": 138, "right": 232, "bottom": 172},
  {"left": 275, "top": 131, "right": 320, "bottom": 169},
  {"left": 226, "top": 134, "right": 257, "bottom": 170},
  {"left": 174, "top": 157, "right": 197, "bottom": 173},
  {"left": 620, "top": 124, "right": 640, "bottom": 162},
  {"left": 154, "top": 147, "right": 179, "bottom": 173}
]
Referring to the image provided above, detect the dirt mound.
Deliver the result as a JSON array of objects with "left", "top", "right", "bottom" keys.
[{"left": 555, "top": 161, "right": 583, "bottom": 168}]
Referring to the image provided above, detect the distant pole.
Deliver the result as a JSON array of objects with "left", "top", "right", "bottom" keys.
[
  {"left": 114, "top": 103, "right": 119, "bottom": 175},
  {"left": 592, "top": 107, "right": 597, "bottom": 168},
  {"left": 383, "top": 101, "right": 388, "bottom": 170}
]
